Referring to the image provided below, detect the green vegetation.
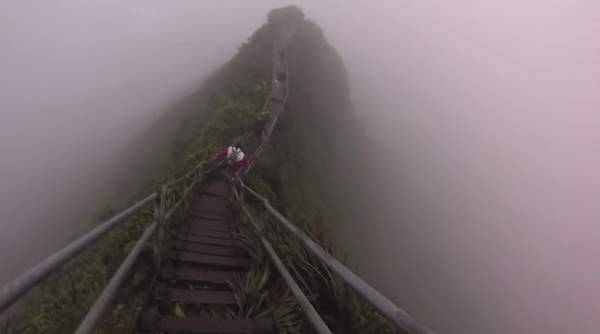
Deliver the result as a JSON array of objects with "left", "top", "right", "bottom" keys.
[
  {"left": 7, "top": 89, "right": 269, "bottom": 334},
  {"left": 239, "top": 172, "right": 398, "bottom": 333},
  {"left": 236, "top": 8, "right": 402, "bottom": 332},
  {"left": 4, "top": 6, "right": 401, "bottom": 334}
]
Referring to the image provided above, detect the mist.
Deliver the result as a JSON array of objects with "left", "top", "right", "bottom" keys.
[
  {"left": 2, "top": 1, "right": 599, "bottom": 333},
  {"left": 0, "top": 0, "right": 284, "bottom": 286},
  {"left": 306, "top": 1, "right": 600, "bottom": 334}
]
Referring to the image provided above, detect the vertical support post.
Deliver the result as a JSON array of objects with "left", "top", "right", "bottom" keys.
[
  {"left": 156, "top": 185, "right": 167, "bottom": 271},
  {"left": 158, "top": 185, "right": 168, "bottom": 244},
  {"left": 186, "top": 173, "right": 196, "bottom": 212},
  {"left": 152, "top": 196, "right": 161, "bottom": 270},
  {"left": 193, "top": 168, "right": 199, "bottom": 187},
  {"left": 237, "top": 178, "right": 245, "bottom": 203}
]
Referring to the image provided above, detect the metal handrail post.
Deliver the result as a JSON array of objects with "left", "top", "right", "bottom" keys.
[
  {"left": 158, "top": 185, "right": 168, "bottom": 250},
  {"left": 152, "top": 196, "right": 161, "bottom": 271},
  {"left": 165, "top": 180, "right": 195, "bottom": 220}
]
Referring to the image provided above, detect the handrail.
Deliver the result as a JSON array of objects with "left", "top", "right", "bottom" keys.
[
  {"left": 0, "top": 162, "right": 205, "bottom": 324},
  {"left": 74, "top": 221, "right": 158, "bottom": 334},
  {"left": 233, "top": 188, "right": 332, "bottom": 334},
  {"left": 0, "top": 193, "right": 157, "bottom": 313},
  {"left": 75, "top": 171, "right": 204, "bottom": 333},
  {"left": 165, "top": 176, "right": 197, "bottom": 220},
  {"left": 166, "top": 173, "right": 192, "bottom": 187},
  {"left": 238, "top": 180, "right": 436, "bottom": 334},
  {"left": 245, "top": 45, "right": 291, "bottom": 175},
  {"left": 166, "top": 160, "right": 207, "bottom": 187}
]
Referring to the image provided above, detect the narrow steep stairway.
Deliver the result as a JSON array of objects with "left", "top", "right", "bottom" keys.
[{"left": 137, "top": 176, "right": 276, "bottom": 333}]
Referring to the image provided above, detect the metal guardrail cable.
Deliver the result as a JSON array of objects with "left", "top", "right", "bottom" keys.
[
  {"left": 166, "top": 160, "right": 210, "bottom": 187},
  {"left": 245, "top": 142, "right": 268, "bottom": 175},
  {"left": 0, "top": 192, "right": 157, "bottom": 313},
  {"left": 242, "top": 33, "right": 292, "bottom": 175},
  {"left": 166, "top": 174, "right": 190, "bottom": 187},
  {"left": 165, "top": 180, "right": 197, "bottom": 220},
  {"left": 239, "top": 181, "right": 435, "bottom": 334},
  {"left": 74, "top": 221, "right": 158, "bottom": 334},
  {"left": 0, "top": 167, "right": 202, "bottom": 315}
]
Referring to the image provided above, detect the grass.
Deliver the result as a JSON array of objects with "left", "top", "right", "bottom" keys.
[
  {"left": 3, "top": 107, "right": 401, "bottom": 334},
  {"left": 1, "top": 67, "right": 267, "bottom": 331},
  {"left": 6, "top": 180, "right": 195, "bottom": 334},
  {"left": 2, "top": 13, "right": 405, "bottom": 332},
  {"left": 236, "top": 175, "right": 401, "bottom": 333}
]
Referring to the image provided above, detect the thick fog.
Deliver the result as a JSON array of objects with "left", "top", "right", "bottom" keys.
[
  {"left": 305, "top": 1, "right": 600, "bottom": 334},
  {"left": 2, "top": 1, "right": 599, "bottom": 333},
  {"left": 0, "top": 1, "right": 281, "bottom": 287}
]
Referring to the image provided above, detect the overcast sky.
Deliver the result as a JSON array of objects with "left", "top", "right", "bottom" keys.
[{"left": 2, "top": 1, "right": 600, "bottom": 333}]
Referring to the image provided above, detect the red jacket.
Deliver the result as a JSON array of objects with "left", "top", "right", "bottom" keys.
[{"left": 216, "top": 147, "right": 251, "bottom": 171}]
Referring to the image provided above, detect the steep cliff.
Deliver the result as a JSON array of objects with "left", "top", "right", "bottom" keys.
[{"left": 15, "top": 6, "right": 395, "bottom": 334}]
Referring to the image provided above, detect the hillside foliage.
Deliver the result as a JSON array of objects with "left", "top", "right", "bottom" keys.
[{"left": 6, "top": 6, "right": 399, "bottom": 334}]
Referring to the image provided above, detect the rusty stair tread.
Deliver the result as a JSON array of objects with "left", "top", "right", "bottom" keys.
[
  {"left": 140, "top": 314, "right": 274, "bottom": 333},
  {"left": 184, "top": 233, "right": 237, "bottom": 242},
  {"left": 184, "top": 228, "right": 234, "bottom": 239},
  {"left": 199, "top": 181, "right": 231, "bottom": 197},
  {"left": 175, "top": 234, "right": 244, "bottom": 247},
  {"left": 192, "top": 209, "right": 230, "bottom": 218},
  {"left": 174, "top": 252, "right": 250, "bottom": 269},
  {"left": 200, "top": 190, "right": 229, "bottom": 198},
  {"left": 155, "top": 286, "right": 238, "bottom": 305},
  {"left": 161, "top": 267, "right": 242, "bottom": 283},
  {"left": 191, "top": 213, "right": 231, "bottom": 222},
  {"left": 191, "top": 196, "right": 228, "bottom": 208},
  {"left": 188, "top": 220, "right": 231, "bottom": 232},
  {"left": 173, "top": 242, "right": 245, "bottom": 257}
]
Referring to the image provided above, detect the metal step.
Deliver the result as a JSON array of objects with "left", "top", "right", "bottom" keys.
[
  {"left": 174, "top": 252, "right": 250, "bottom": 269},
  {"left": 161, "top": 267, "right": 242, "bottom": 284},
  {"left": 175, "top": 234, "right": 244, "bottom": 248},
  {"left": 193, "top": 195, "right": 228, "bottom": 211},
  {"left": 140, "top": 314, "right": 275, "bottom": 333},
  {"left": 191, "top": 213, "right": 231, "bottom": 222},
  {"left": 199, "top": 181, "right": 230, "bottom": 198},
  {"left": 173, "top": 242, "right": 245, "bottom": 257},
  {"left": 155, "top": 285, "right": 238, "bottom": 305},
  {"left": 200, "top": 190, "right": 229, "bottom": 199},
  {"left": 184, "top": 228, "right": 234, "bottom": 239},
  {"left": 188, "top": 219, "right": 231, "bottom": 232}
]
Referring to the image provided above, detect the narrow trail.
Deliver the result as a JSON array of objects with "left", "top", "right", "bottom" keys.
[{"left": 138, "top": 176, "right": 274, "bottom": 333}]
